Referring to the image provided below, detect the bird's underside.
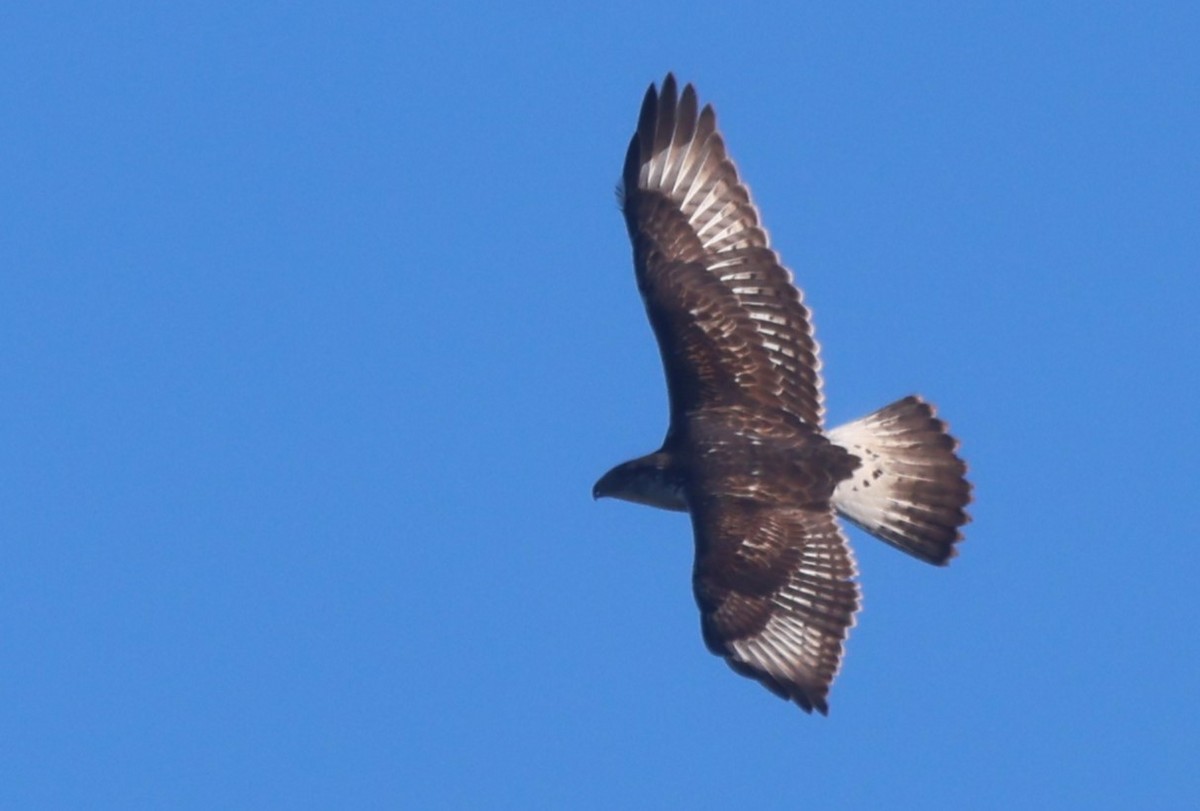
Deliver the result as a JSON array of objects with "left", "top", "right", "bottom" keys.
[{"left": 593, "top": 75, "right": 972, "bottom": 715}]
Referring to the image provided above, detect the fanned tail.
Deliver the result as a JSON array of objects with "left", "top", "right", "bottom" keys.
[{"left": 826, "top": 396, "right": 971, "bottom": 565}]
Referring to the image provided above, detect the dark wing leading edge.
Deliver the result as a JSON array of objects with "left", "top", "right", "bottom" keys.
[
  {"left": 691, "top": 496, "right": 859, "bottom": 714},
  {"left": 622, "top": 74, "right": 824, "bottom": 428}
]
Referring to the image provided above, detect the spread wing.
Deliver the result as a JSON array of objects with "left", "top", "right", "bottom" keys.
[
  {"left": 622, "top": 74, "right": 824, "bottom": 428},
  {"left": 691, "top": 497, "right": 859, "bottom": 714}
]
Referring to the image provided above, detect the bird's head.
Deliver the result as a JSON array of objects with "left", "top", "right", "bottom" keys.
[
  {"left": 592, "top": 461, "right": 636, "bottom": 502},
  {"left": 592, "top": 453, "right": 686, "bottom": 512}
]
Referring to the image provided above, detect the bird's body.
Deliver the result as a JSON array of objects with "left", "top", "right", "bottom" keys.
[{"left": 594, "top": 75, "right": 972, "bottom": 714}]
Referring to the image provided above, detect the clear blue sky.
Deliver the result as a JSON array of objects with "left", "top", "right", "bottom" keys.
[{"left": 4, "top": 3, "right": 1198, "bottom": 808}]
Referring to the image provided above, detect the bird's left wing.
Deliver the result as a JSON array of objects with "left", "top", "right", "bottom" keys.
[{"left": 622, "top": 75, "right": 825, "bottom": 427}]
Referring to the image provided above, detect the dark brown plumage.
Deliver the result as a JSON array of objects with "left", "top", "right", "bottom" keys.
[{"left": 594, "top": 75, "right": 972, "bottom": 714}]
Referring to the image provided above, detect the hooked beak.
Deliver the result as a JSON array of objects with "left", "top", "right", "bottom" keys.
[{"left": 592, "top": 467, "right": 617, "bottom": 501}]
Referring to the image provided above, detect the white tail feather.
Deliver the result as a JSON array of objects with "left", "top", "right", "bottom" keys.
[{"left": 826, "top": 396, "right": 971, "bottom": 565}]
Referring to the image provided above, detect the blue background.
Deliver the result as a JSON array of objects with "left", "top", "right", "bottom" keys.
[{"left": 4, "top": 3, "right": 1197, "bottom": 808}]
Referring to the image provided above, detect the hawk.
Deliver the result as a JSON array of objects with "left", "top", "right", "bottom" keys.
[{"left": 593, "top": 75, "right": 972, "bottom": 714}]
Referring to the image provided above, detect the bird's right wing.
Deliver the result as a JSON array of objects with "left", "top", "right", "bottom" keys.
[{"left": 690, "top": 496, "right": 860, "bottom": 714}]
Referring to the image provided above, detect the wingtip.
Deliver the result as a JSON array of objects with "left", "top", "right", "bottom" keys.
[
  {"left": 639, "top": 77, "right": 659, "bottom": 118},
  {"left": 795, "top": 686, "right": 830, "bottom": 715},
  {"left": 661, "top": 72, "right": 677, "bottom": 98}
]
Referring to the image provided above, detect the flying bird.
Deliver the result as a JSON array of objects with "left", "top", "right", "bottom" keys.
[{"left": 593, "top": 75, "right": 972, "bottom": 714}]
